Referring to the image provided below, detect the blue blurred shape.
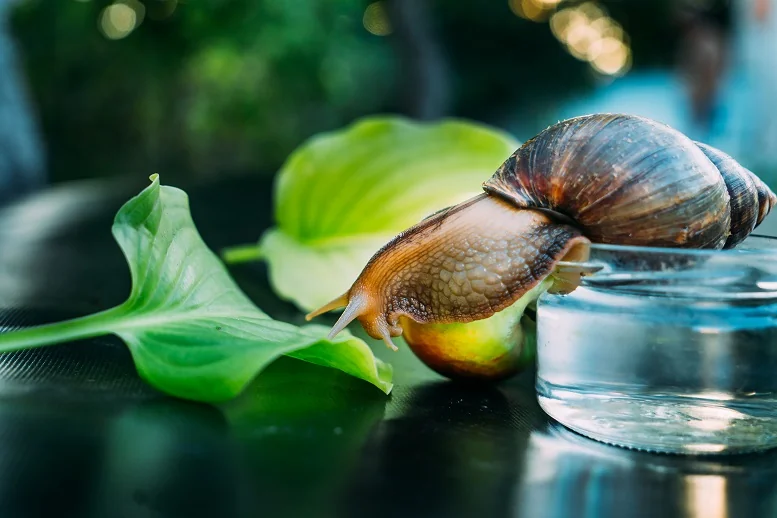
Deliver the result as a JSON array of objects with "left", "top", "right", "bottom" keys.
[{"left": 0, "top": 0, "right": 46, "bottom": 205}]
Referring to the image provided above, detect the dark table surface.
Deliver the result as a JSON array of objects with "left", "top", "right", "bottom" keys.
[{"left": 1, "top": 175, "right": 777, "bottom": 518}]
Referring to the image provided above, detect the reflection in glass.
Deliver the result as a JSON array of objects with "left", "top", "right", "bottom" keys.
[{"left": 514, "top": 422, "right": 777, "bottom": 518}]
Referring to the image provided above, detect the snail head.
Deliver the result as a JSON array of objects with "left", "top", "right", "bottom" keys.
[{"left": 305, "top": 193, "right": 591, "bottom": 350}]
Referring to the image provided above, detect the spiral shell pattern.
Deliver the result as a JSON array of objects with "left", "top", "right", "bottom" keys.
[{"left": 483, "top": 114, "right": 775, "bottom": 249}]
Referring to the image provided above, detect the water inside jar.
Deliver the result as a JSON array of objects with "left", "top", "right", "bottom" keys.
[{"left": 536, "top": 237, "right": 777, "bottom": 454}]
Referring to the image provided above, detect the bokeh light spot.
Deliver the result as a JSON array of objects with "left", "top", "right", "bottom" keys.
[
  {"left": 587, "top": 36, "right": 622, "bottom": 61},
  {"left": 509, "top": 0, "right": 553, "bottom": 22},
  {"left": 566, "top": 22, "right": 600, "bottom": 60},
  {"left": 591, "top": 40, "right": 631, "bottom": 76},
  {"left": 549, "top": 2, "right": 632, "bottom": 77},
  {"left": 535, "top": 0, "right": 563, "bottom": 6},
  {"left": 363, "top": 2, "right": 392, "bottom": 36},
  {"left": 550, "top": 8, "right": 586, "bottom": 40},
  {"left": 99, "top": 3, "right": 138, "bottom": 40},
  {"left": 577, "top": 1, "right": 606, "bottom": 21}
]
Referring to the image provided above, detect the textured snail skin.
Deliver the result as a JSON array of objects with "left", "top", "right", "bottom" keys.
[
  {"left": 307, "top": 113, "right": 777, "bottom": 379},
  {"left": 306, "top": 194, "right": 590, "bottom": 350}
]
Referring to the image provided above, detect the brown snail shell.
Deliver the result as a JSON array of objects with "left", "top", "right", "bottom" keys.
[
  {"left": 307, "top": 113, "right": 777, "bottom": 376},
  {"left": 484, "top": 114, "right": 774, "bottom": 250},
  {"left": 694, "top": 141, "right": 773, "bottom": 248}
]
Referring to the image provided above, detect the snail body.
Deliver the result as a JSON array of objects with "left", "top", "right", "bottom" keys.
[{"left": 307, "top": 114, "right": 777, "bottom": 377}]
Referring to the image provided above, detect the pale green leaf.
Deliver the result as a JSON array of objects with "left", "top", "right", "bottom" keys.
[{"left": 225, "top": 116, "right": 519, "bottom": 311}]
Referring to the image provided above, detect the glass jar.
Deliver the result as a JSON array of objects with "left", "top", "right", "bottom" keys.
[{"left": 535, "top": 235, "right": 777, "bottom": 455}]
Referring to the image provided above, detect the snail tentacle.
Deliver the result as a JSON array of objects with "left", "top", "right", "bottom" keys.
[
  {"left": 306, "top": 289, "right": 401, "bottom": 350},
  {"left": 305, "top": 293, "right": 349, "bottom": 321}
]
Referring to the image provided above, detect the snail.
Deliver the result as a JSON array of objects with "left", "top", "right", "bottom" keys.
[{"left": 306, "top": 114, "right": 777, "bottom": 380}]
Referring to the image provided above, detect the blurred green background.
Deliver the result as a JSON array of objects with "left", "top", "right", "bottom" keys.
[{"left": 5, "top": 0, "right": 777, "bottom": 194}]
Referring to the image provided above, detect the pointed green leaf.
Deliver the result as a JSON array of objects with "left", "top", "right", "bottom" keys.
[
  {"left": 224, "top": 116, "right": 519, "bottom": 311},
  {"left": 0, "top": 175, "right": 392, "bottom": 402}
]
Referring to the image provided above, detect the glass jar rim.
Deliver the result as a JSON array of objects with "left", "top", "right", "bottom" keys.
[
  {"left": 585, "top": 234, "right": 777, "bottom": 258},
  {"left": 555, "top": 234, "right": 777, "bottom": 301}
]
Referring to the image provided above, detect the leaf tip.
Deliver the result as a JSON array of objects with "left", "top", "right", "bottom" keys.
[{"left": 149, "top": 173, "right": 160, "bottom": 184}]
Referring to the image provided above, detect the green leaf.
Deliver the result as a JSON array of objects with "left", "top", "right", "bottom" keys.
[
  {"left": 0, "top": 175, "right": 392, "bottom": 402},
  {"left": 223, "top": 116, "right": 519, "bottom": 312}
]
